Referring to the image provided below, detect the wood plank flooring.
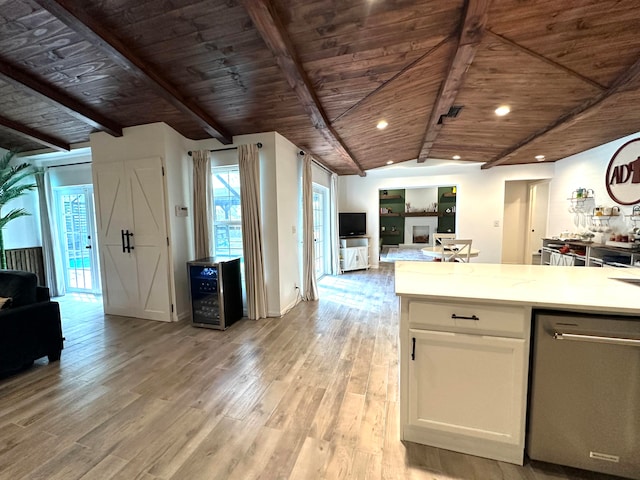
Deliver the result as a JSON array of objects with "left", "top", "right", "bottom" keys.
[{"left": 0, "top": 266, "right": 622, "bottom": 479}]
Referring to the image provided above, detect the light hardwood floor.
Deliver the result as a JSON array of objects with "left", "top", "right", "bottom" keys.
[{"left": 0, "top": 266, "right": 621, "bottom": 480}]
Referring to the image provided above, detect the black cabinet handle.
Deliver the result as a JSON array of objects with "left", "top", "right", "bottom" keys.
[
  {"left": 451, "top": 314, "right": 480, "bottom": 321},
  {"left": 121, "top": 229, "right": 126, "bottom": 253},
  {"left": 411, "top": 337, "right": 416, "bottom": 361}
]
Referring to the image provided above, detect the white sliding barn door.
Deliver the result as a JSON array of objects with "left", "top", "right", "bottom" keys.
[{"left": 94, "top": 157, "right": 172, "bottom": 322}]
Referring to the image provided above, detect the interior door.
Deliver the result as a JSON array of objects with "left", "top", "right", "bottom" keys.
[
  {"left": 128, "top": 158, "right": 171, "bottom": 321},
  {"left": 525, "top": 181, "right": 550, "bottom": 265},
  {"left": 93, "top": 157, "right": 171, "bottom": 321}
]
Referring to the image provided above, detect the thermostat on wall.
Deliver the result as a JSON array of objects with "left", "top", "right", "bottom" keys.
[{"left": 175, "top": 205, "right": 188, "bottom": 217}]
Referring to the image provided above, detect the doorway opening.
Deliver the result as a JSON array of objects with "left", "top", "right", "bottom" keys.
[{"left": 502, "top": 180, "right": 550, "bottom": 264}]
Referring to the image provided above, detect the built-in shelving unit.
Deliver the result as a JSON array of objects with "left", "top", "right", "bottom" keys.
[{"left": 380, "top": 189, "right": 405, "bottom": 246}]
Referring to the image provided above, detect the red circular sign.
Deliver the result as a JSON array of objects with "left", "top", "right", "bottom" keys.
[{"left": 605, "top": 138, "right": 640, "bottom": 205}]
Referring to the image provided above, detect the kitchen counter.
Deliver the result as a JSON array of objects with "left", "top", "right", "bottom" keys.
[
  {"left": 395, "top": 261, "right": 640, "bottom": 466},
  {"left": 395, "top": 261, "right": 640, "bottom": 316}
]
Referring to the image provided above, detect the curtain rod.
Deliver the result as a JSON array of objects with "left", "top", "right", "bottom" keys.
[
  {"left": 188, "top": 142, "right": 262, "bottom": 156},
  {"left": 43, "top": 161, "right": 93, "bottom": 168},
  {"left": 299, "top": 150, "right": 335, "bottom": 175}
]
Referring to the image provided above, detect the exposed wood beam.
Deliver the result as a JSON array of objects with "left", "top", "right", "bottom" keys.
[
  {"left": 485, "top": 29, "right": 607, "bottom": 91},
  {"left": 241, "top": 0, "right": 366, "bottom": 177},
  {"left": 0, "top": 60, "right": 123, "bottom": 138},
  {"left": 417, "top": 0, "right": 492, "bottom": 163},
  {"left": 0, "top": 115, "right": 70, "bottom": 152},
  {"left": 482, "top": 53, "right": 640, "bottom": 169},
  {"left": 332, "top": 36, "right": 451, "bottom": 124},
  {"left": 34, "top": 0, "right": 233, "bottom": 144}
]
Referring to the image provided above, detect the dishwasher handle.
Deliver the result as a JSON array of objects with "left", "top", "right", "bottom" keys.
[{"left": 553, "top": 332, "right": 640, "bottom": 347}]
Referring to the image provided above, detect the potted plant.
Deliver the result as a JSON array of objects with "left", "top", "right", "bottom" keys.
[{"left": 0, "top": 150, "right": 36, "bottom": 269}]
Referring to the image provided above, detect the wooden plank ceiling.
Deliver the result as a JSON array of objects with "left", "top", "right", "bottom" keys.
[{"left": 1, "top": 0, "right": 640, "bottom": 175}]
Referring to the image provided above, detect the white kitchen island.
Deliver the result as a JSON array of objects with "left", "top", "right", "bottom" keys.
[{"left": 395, "top": 261, "right": 640, "bottom": 465}]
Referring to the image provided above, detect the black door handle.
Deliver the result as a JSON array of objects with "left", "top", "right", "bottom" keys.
[
  {"left": 411, "top": 337, "right": 416, "bottom": 360},
  {"left": 122, "top": 230, "right": 135, "bottom": 253}
]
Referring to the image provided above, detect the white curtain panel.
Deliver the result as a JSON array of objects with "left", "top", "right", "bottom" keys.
[
  {"left": 238, "top": 144, "right": 267, "bottom": 320},
  {"left": 192, "top": 150, "right": 212, "bottom": 259},
  {"left": 36, "top": 170, "right": 65, "bottom": 296},
  {"left": 329, "top": 172, "right": 340, "bottom": 275},
  {"left": 302, "top": 154, "right": 319, "bottom": 301}
]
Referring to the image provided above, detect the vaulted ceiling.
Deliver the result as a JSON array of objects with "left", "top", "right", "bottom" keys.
[{"left": 1, "top": 0, "right": 640, "bottom": 175}]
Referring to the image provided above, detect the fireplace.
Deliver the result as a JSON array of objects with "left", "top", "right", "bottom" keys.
[{"left": 412, "top": 225, "right": 430, "bottom": 244}]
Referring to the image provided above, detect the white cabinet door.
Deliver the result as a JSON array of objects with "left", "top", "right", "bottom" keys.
[
  {"left": 341, "top": 248, "right": 357, "bottom": 271},
  {"left": 94, "top": 157, "right": 172, "bottom": 322},
  {"left": 408, "top": 328, "right": 526, "bottom": 446},
  {"left": 355, "top": 246, "right": 369, "bottom": 269}
]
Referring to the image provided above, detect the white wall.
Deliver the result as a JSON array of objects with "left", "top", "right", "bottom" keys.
[
  {"left": 339, "top": 160, "right": 555, "bottom": 266},
  {"left": 1, "top": 148, "right": 41, "bottom": 249},
  {"left": 548, "top": 131, "right": 640, "bottom": 240}
]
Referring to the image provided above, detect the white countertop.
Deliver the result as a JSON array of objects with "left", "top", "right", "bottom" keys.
[{"left": 395, "top": 262, "right": 640, "bottom": 316}]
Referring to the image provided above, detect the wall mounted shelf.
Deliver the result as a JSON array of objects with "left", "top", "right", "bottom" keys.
[{"left": 403, "top": 212, "right": 439, "bottom": 217}]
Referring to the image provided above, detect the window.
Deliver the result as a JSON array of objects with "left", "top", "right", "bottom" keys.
[{"left": 212, "top": 166, "right": 243, "bottom": 258}]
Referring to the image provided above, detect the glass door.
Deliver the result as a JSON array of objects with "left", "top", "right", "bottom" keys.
[
  {"left": 313, "top": 185, "right": 329, "bottom": 278},
  {"left": 55, "top": 186, "right": 101, "bottom": 293}
]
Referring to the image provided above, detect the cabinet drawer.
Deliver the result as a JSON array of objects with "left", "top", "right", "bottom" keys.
[{"left": 408, "top": 300, "right": 527, "bottom": 337}]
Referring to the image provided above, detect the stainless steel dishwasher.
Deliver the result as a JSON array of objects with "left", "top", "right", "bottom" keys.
[{"left": 527, "top": 310, "right": 640, "bottom": 479}]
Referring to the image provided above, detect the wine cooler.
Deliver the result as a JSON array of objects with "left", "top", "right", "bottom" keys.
[{"left": 187, "top": 257, "right": 243, "bottom": 330}]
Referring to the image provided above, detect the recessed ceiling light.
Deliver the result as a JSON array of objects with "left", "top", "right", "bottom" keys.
[
  {"left": 386, "top": 160, "right": 394, "bottom": 165},
  {"left": 495, "top": 105, "right": 510, "bottom": 116},
  {"left": 377, "top": 120, "right": 388, "bottom": 130},
  {"left": 535, "top": 155, "right": 545, "bottom": 161},
  {"left": 452, "top": 155, "right": 461, "bottom": 160}
]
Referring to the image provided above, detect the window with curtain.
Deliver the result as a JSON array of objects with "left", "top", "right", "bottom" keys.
[{"left": 211, "top": 166, "right": 243, "bottom": 258}]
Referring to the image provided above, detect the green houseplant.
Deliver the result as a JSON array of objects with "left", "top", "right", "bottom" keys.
[{"left": 0, "top": 150, "right": 36, "bottom": 269}]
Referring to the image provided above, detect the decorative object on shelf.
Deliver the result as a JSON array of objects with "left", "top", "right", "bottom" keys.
[
  {"left": 604, "top": 206, "right": 620, "bottom": 216},
  {"left": 572, "top": 187, "right": 594, "bottom": 199}
]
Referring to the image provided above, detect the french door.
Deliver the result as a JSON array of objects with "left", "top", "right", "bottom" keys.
[
  {"left": 55, "top": 186, "right": 101, "bottom": 293},
  {"left": 313, "top": 185, "right": 329, "bottom": 278}
]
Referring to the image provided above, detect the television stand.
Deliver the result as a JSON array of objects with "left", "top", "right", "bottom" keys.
[{"left": 339, "top": 237, "right": 370, "bottom": 272}]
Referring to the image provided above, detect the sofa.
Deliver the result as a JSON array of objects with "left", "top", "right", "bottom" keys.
[{"left": 0, "top": 270, "right": 64, "bottom": 377}]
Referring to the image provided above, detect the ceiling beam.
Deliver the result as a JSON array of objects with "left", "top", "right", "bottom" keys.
[
  {"left": 485, "top": 29, "right": 607, "bottom": 91},
  {"left": 33, "top": 0, "right": 233, "bottom": 144},
  {"left": 0, "top": 115, "right": 70, "bottom": 152},
  {"left": 241, "top": 0, "right": 366, "bottom": 177},
  {"left": 0, "top": 60, "right": 123, "bottom": 138},
  {"left": 417, "top": 0, "right": 492, "bottom": 163},
  {"left": 482, "top": 53, "right": 640, "bottom": 169}
]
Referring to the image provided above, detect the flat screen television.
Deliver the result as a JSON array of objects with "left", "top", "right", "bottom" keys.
[{"left": 339, "top": 212, "right": 366, "bottom": 237}]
